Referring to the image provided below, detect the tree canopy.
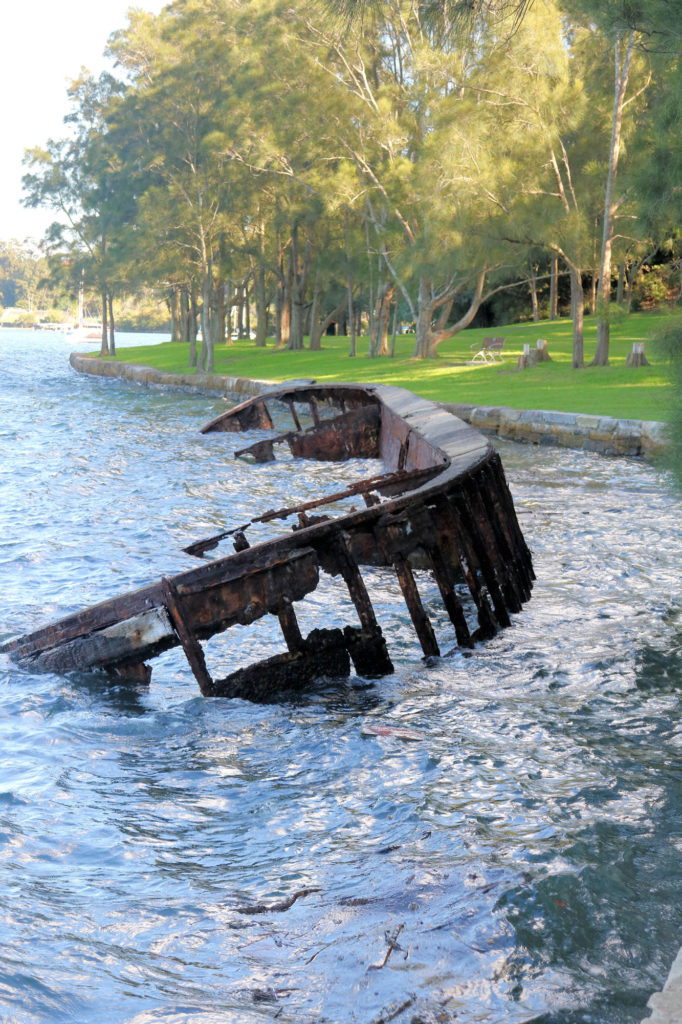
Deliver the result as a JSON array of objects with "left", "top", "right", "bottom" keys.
[{"left": 19, "top": 0, "right": 682, "bottom": 368}]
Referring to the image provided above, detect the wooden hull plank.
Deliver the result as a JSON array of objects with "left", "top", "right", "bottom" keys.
[{"left": 26, "top": 605, "right": 175, "bottom": 675}]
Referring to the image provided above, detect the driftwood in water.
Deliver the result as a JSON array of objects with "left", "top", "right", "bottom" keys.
[{"left": 0, "top": 383, "right": 534, "bottom": 699}]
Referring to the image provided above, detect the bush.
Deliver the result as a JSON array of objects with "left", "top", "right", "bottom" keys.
[
  {"left": 632, "top": 266, "right": 674, "bottom": 310},
  {"left": 115, "top": 309, "right": 170, "bottom": 333}
]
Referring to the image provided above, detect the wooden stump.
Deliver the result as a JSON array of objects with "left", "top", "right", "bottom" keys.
[
  {"left": 535, "top": 338, "right": 551, "bottom": 362},
  {"left": 518, "top": 339, "right": 551, "bottom": 370},
  {"left": 626, "top": 342, "right": 650, "bottom": 367}
]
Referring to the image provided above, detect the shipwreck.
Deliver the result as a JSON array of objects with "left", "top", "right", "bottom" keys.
[{"left": 1, "top": 383, "right": 534, "bottom": 698}]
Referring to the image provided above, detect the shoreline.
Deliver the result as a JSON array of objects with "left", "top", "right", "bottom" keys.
[{"left": 69, "top": 353, "right": 668, "bottom": 459}]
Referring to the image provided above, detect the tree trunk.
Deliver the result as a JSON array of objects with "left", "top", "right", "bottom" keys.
[
  {"left": 390, "top": 298, "right": 398, "bottom": 357},
  {"left": 625, "top": 263, "right": 638, "bottom": 312},
  {"left": 310, "top": 294, "right": 348, "bottom": 352},
  {"left": 549, "top": 256, "right": 558, "bottom": 320},
  {"left": 412, "top": 272, "right": 486, "bottom": 359},
  {"left": 412, "top": 279, "right": 433, "bottom": 359},
  {"left": 528, "top": 267, "right": 539, "bottom": 322},
  {"left": 99, "top": 290, "right": 109, "bottom": 357},
  {"left": 276, "top": 241, "right": 292, "bottom": 348},
  {"left": 180, "top": 287, "right": 190, "bottom": 345},
  {"left": 225, "top": 279, "right": 234, "bottom": 345},
  {"left": 345, "top": 211, "right": 356, "bottom": 358},
  {"left": 254, "top": 260, "right": 268, "bottom": 346},
  {"left": 190, "top": 287, "right": 199, "bottom": 344},
  {"left": 236, "top": 284, "right": 245, "bottom": 339},
  {"left": 593, "top": 31, "right": 635, "bottom": 366},
  {"left": 589, "top": 272, "right": 598, "bottom": 316},
  {"left": 287, "top": 224, "right": 310, "bottom": 351},
  {"left": 107, "top": 293, "right": 115, "bottom": 356},
  {"left": 372, "top": 281, "right": 394, "bottom": 356},
  {"left": 365, "top": 217, "right": 376, "bottom": 353},
  {"left": 616, "top": 262, "right": 626, "bottom": 305},
  {"left": 569, "top": 267, "right": 585, "bottom": 368},
  {"left": 279, "top": 284, "right": 291, "bottom": 347},
  {"left": 308, "top": 274, "right": 322, "bottom": 351},
  {"left": 288, "top": 227, "right": 303, "bottom": 350},
  {"left": 169, "top": 287, "right": 181, "bottom": 342},
  {"left": 240, "top": 280, "right": 248, "bottom": 339},
  {"left": 185, "top": 287, "right": 198, "bottom": 364},
  {"left": 216, "top": 278, "right": 226, "bottom": 344},
  {"left": 199, "top": 272, "right": 215, "bottom": 373}
]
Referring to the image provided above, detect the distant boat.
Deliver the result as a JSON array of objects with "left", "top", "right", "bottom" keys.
[
  {"left": 65, "top": 281, "right": 103, "bottom": 342},
  {"left": 65, "top": 323, "right": 103, "bottom": 342}
]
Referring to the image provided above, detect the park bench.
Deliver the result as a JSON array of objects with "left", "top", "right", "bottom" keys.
[{"left": 470, "top": 336, "right": 505, "bottom": 363}]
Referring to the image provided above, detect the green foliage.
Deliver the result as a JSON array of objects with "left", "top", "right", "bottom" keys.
[
  {"left": 632, "top": 265, "right": 676, "bottom": 310},
  {"left": 18, "top": 0, "right": 682, "bottom": 377},
  {"left": 0, "top": 240, "right": 54, "bottom": 312}
]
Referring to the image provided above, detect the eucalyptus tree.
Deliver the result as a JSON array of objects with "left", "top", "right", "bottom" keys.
[
  {"left": 22, "top": 72, "right": 130, "bottom": 355},
  {"left": 300, "top": 0, "right": 563, "bottom": 358},
  {"left": 481, "top": 4, "right": 603, "bottom": 366},
  {"left": 0, "top": 241, "right": 50, "bottom": 312},
  {"left": 213, "top": 0, "right": 357, "bottom": 351},
  {"left": 109, "top": 0, "right": 251, "bottom": 372}
]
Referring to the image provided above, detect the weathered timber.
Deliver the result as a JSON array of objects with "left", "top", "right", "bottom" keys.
[
  {"left": 25, "top": 605, "right": 175, "bottom": 676},
  {"left": 288, "top": 407, "right": 381, "bottom": 461},
  {"left": 1, "top": 383, "right": 534, "bottom": 700},
  {"left": 162, "top": 576, "right": 214, "bottom": 695},
  {"left": 210, "top": 628, "right": 351, "bottom": 700},
  {"left": 323, "top": 533, "right": 394, "bottom": 676},
  {"left": 391, "top": 551, "right": 441, "bottom": 659},
  {"left": 202, "top": 399, "right": 274, "bottom": 432}
]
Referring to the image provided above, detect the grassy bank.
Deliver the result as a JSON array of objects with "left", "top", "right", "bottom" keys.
[{"left": 108, "top": 310, "right": 677, "bottom": 422}]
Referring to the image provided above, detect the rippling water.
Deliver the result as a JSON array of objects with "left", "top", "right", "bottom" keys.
[{"left": 0, "top": 330, "right": 680, "bottom": 1024}]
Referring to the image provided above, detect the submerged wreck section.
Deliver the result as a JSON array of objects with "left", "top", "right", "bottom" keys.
[{"left": 1, "top": 384, "right": 534, "bottom": 698}]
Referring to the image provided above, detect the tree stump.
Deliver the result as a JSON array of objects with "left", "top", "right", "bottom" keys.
[
  {"left": 517, "top": 339, "right": 551, "bottom": 370},
  {"left": 626, "top": 342, "right": 650, "bottom": 367},
  {"left": 535, "top": 338, "right": 551, "bottom": 362}
]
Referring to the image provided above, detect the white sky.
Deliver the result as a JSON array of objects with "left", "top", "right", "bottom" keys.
[{"left": 1, "top": 1, "right": 166, "bottom": 243}]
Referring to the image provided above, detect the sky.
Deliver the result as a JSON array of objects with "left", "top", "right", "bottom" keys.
[{"left": 1, "top": 1, "right": 166, "bottom": 244}]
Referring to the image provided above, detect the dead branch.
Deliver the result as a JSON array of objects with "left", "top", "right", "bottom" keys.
[{"left": 234, "top": 887, "right": 321, "bottom": 915}]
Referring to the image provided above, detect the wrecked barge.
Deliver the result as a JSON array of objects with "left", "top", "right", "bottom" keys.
[{"left": 1, "top": 383, "right": 534, "bottom": 698}]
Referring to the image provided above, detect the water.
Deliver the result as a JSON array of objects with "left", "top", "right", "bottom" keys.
[{"left": 0, "top": 329, "right": 680, "bottom": 1024}]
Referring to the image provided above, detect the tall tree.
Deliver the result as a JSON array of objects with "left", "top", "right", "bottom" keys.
[{"left": 23, "top": 72, "right": 130, "bottom": 355}]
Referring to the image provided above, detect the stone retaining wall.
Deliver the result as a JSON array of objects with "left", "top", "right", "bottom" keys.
[
  {"left": 69, "top": 353, "right": 271, "bottom": 399},
  {"left": 442, "top": 401, "right": 667, "bottom": 458},
  {"left": 69, "top": 354, "right": 668, "bottom": 459}
]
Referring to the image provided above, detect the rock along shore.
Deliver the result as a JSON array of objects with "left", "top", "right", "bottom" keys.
[{"left": 69, "top": 353, "right": 668, "bottom": 459}]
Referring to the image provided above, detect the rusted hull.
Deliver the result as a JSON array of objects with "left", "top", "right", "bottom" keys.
[{"left": 1, "top": 384, "right": 534, "bottom": 697}]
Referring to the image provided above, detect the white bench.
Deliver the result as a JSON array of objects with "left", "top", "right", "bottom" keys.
[{"left": 470, "top": 336, "right": 505, "bottom": 363}]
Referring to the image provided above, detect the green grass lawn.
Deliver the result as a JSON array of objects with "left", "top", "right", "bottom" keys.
[{"left": 108, "top": 309, "right": 678, "bottom": 422}]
